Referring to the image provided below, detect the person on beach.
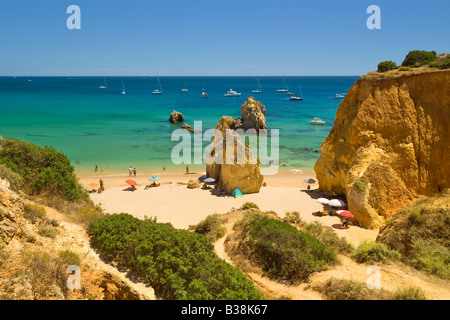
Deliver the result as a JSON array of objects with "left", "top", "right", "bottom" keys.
[
  {"left": 129, "top": 167, "right": 133, "bottom": 177},
  {"left": 99, "top": 179, "right": 104, "bottom": 192},
  {"left": 163, "top": 165, "right": 166, "bottom": 171},
  {"left": 186, "top": 165, "right": 189, "bottom": 174},
  {"left": 133, "top": 168, "right": 137, "bottom": 177},
  {"left": 95, "top": 165, "right": 98, "bottom": 172}
]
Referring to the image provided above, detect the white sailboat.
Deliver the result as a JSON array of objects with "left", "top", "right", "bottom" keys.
[
  {"left": 152, "top": 74, "right": 163, "bottom": 94},
  {"left": 181, "top": 78, "right": 188, "bottom": 92},
  {"left": 121, "top": 81, "right": 126, "bottom": 95},
  {"left": 201, "top": 76, "right": 208, "bottom": 98},
  {"left": 251, "top": 78, "right": 262, "bottom": 93},
  {"left": 99, "top": 77, "right": 107, "bottom": 89},
  {"left": 290, "top": 81, "right": 304, "bottom": 101},
  {"left": 276, "top": 75, "right": 289, "bottom": 92}
]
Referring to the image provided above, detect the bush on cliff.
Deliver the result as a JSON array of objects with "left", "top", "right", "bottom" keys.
[
  {"left": 231, "top": 211, "right": 336, "bottom": 282},
  {"left": 88, "top": 213, "right": 264, "bottom": 300},
  {"left": 401, "top": 50, "right": 437, "bottom": 67},
  {"left": 376, "top": 189, "right": 450, "bottom": 279},
  {"left": 0, "top": 139, "right": 87, "bottom": 202},
  {"left": 429, "top": 56, "right": 450, "bottom": 70},
  {"left": 377, "top": 60, "right": 398, "bottom": 72}
]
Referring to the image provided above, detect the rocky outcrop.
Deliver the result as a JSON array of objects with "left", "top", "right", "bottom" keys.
[
  {"left": 187, "top": 178, "right": 200, "bottom": 189},
  {"left": 211, "top": 97, "right": 267, "bottom": 133},
  {"left": 206, "top": 116, "right": 264, "bottom": 194},
  {"left": 0, "top": 179, "right": 24, "bottom": 244},
  {"left": 181, "top": 123, "right": 201, "bottom": 134},
  {"left": 240, "top": 97, "right": 267, "bottom": 131},
  {"left": 169, "top": 110, "right": 184, "bottom": 123},
  {"left": 314, "top": 70, "right": 450, "bottom": 229}
]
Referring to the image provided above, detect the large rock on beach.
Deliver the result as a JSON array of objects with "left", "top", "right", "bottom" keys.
[
  {"left": 187, "top": 178, "right": 200, "bottom": 189},
  {"left": 206, "top": 116, "right": 264, "bottom": 194},
  {"left": 314, "top": 70, "right": 450, "bottom": 229}
]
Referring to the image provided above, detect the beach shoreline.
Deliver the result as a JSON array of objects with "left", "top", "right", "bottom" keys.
[{"left": 78, "top": 169, "right": 379, "bottom": 247}]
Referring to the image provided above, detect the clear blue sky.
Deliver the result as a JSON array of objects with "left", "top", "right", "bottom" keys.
[{"left": 0, "top": 0, "right": 449, "bottom": 76}]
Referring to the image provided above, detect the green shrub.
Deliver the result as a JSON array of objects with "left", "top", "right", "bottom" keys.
[
  {"left": 88, "top": 213, "right": 264, "bottom": 300},
  {"left": 296, "top": 220, "right": 354, "bottom": 254},
  {"left": 0, "top": 139, "right": 88, "bottom": 202},
  {"left": 283, "top": 211, "right": 301, "bottom": 224},
  {"left": 352, "top": 241, "right": 401, "bottom": 264},
  {"left": 240, "top": 202, "right": 259, "bottom": 210},
  {"left": 193, "top": 214, "right": 227, "bottom": 242},
  {"left": 429, "top": 56, "right": 450, "bottom": 70},
  {"left": 235, "top": 213, "right": 336, "bottom": 282},
  {"left": 37, "top": 225, "right": 60, "bottom": 238},
  {"left": 24, "top": 204, "right": 47, "bottom": 224},
  {"left": 401, "top": 50, "right": 437, "bottom": 67},
  {"left": 411, "top": 240, "right": 450, "bottom": 279},
  {"left": 0, "top": 164, "right": 23, "bottom": 191},
  {"left": 58, "top": 250, "right": 81, "bottom": 266},
  {"left": 394, "top": 286, "right": 427, "bottom": 300},
  {"left": 353, "top": 178, "right": 367, "bottom": 193},
  {"left": 377, "top": 60, "right": 398, "bottom": 72},
  {"left": 398, "top": 66, "right": 411, "bottom": 71},
  {"left": 316, "top": 277, "right": 392, "bottom": 300},
  {"left": 23, "top": 249, "right": 68, "bottom": 299}
]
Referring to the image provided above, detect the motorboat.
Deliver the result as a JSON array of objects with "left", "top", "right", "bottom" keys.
[
  {"left": 224, "top": 89, "right": 241, "bottom": 97},
  {"left": 201, "top": 76, "right": 208, "bottom": 97},
  {"left": 333, "top": 93, "right": 345, "bottom": 99},
  {"left": 310, "top": 117, "right": 325, "bottom": 125}
]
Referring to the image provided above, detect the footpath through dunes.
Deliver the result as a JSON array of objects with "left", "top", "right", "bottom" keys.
[{"left": 211, "top": 208, "right": 450, "bottom": 300}]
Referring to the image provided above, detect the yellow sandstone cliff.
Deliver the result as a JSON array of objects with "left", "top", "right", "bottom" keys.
[{"left": 314, "top": 70, "right": 450, "bottom": 229}]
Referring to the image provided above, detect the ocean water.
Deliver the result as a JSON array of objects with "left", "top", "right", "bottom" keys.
[{"left": 0, "top": 76, "right": 358, "bottom": 174}]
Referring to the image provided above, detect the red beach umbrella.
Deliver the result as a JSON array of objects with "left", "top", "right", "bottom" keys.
[
  {"left": 337, "top": 210, "right": 354, "bottom": 218},
  {"left": 126, "top": 180, "right": 137, "bottom": 186}
]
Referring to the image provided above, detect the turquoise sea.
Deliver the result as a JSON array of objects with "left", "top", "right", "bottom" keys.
[{"left": 0, "top": 76, "right": 358, "bottom": 174}]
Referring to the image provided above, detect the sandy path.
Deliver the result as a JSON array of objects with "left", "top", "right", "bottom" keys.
[
  {"left": 213, "top": 212, "right": 450, "bottom": 300},
  {"left": 43, "top": 206, "right": 156, "bottom": 300}
]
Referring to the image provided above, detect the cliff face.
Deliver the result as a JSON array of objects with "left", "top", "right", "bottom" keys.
[{"left": 314, "top": 70, "right": 450, "bottom": 229}]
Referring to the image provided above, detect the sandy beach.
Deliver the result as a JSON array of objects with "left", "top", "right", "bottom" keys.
[{"left": 78, "top": 169, "right": 378, "bottom": 247}]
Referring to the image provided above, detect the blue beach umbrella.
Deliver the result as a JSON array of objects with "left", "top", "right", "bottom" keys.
[{"left": 149, "top": 176, "right": 160, "bottom": 182}]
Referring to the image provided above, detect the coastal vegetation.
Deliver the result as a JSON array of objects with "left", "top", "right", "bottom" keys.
[
  {"left": 0, "top": 138, "right": 87, "bottom": 202},
  {"left": 376, "top": 189, "right": 450, "bottom": 279},
  {"left": 229, "top": 211, "right": 336, "bottom": 282},
  {"left": 315, "top": 278, "right": 427, "bottom": 300},
  {"left": 190, "top": 213, "right": 227, "bottom": 242},
  {"left": 88, "top": 213, "right": 264, "bottom": 300},
  {"left": 375, "top": 50, "right": 450, "bottom": 74},
  {"left": 377, "top": 60, "right": 398, "bottom": 72}
]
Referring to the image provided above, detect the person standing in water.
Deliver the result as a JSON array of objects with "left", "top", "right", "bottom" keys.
[
  {"left": 129, "top": 167, "right": 133, "bottom": 177},
  {"left": 133, "top": 168, "right": 137, "bottom": 177}
]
